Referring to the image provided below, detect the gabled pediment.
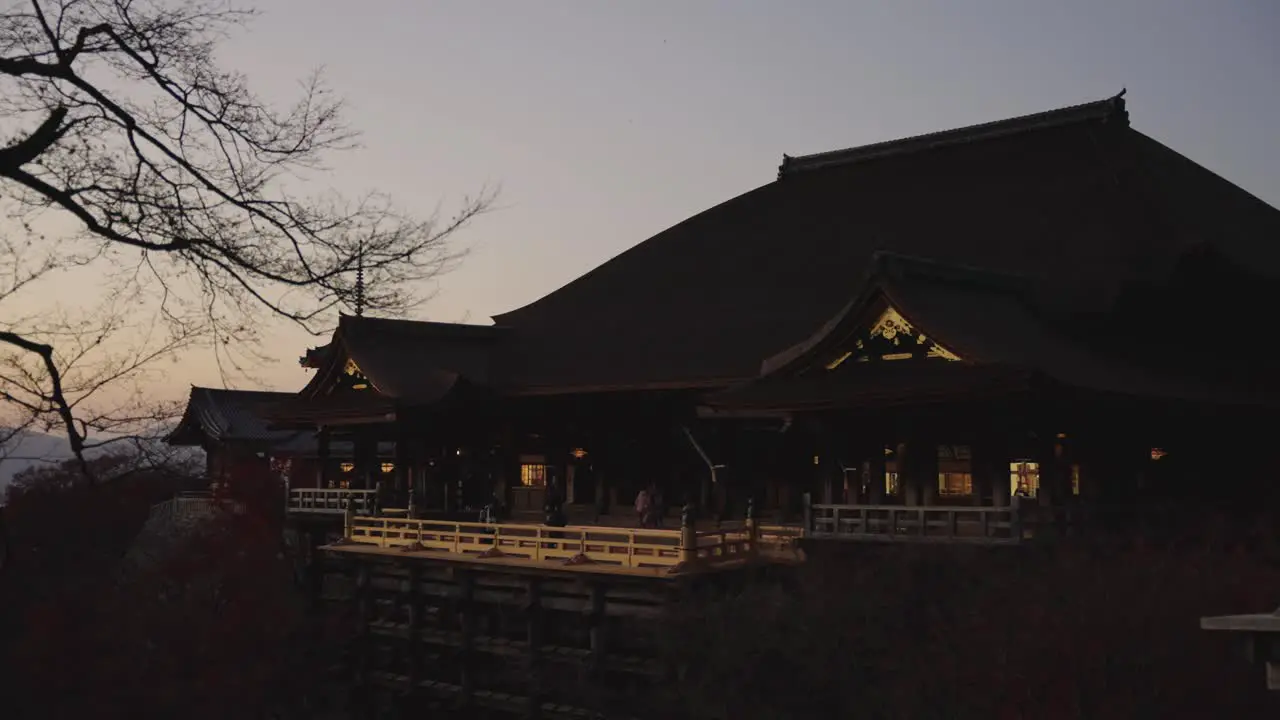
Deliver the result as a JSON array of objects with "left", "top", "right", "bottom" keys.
[{"left": 817, "top": 305, "right": 961, "bottom": 372}]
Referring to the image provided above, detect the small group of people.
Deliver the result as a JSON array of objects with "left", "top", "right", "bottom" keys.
[{"left": 633, "top": 483, "right": 666, "bottom": 529}]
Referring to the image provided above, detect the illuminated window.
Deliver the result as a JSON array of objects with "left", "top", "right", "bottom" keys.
[
  {"left": 381, "top": 462, "right": 395, "bottom": 474},
  {"left": 1071, "top": 464, "right": 1081, "bottom": 495},
  {"left": 339, "top": 462, "right": 355, "bottom": 473},
  {"left": 885, "top": 471, "right": 900, "bottom": 496},
  {"left": 1010, "top": 461, "right": 1039, "bottom": 497},
  {"left": 938, "top": 472, "right": 973, "bottom": 496},
  {"left": 520, "top": 464, "right": 547, "bottom": 487}
]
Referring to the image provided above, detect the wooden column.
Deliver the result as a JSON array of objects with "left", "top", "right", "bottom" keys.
[
  {"left": 354, "top": 563, "right": 372, "bottom": 713},
  {"left": 317, "top": 426, "right": 332, "bottom": 488},
  {"left": 866, "top": 443, "right": 887, "bottom": 504},
  {"left": 526, "top": 577, "right": 544, "bottom": 719},
  {"left": 394, "top": 417, "right": 411, "bottom": 506},
  {"left": 457, "top": 569, "right": 475, "bottom": 709},
  {"left": 900, "top": 441, "right": 930, "bottom": 506},
  {"left": 898, "top": 437, "right": 940, "bottom": 507},
  {"left": 587, "top": 583, "right": 607, "bottom": 678},
  {"left": 920, "top": 439, "right": 939, "bottom": 507},
  {"left": 406, "top": 564, "right": 422, "bottom": 690},
  {"left": 1036, "top": 433, "right": 1065, "bottom": 507},
  {"left": 970, "top": 439, "right": 1002, "bottom": 506}
]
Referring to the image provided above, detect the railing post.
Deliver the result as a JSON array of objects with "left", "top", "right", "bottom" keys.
[
  {"left": 802, "top": 492, "right": 813, "bottom": 535},
  {"left": 679, "top": 503, "right": 696, "bottom": 566},
  {"left": 343, "top": 503, "right": 355, "bottom": 540},
  {"left": 374, "top": 480, "right": 383, "bottom": 517},
  {"left": 745, "top": 496, "right": 758, "bottom": 545}
]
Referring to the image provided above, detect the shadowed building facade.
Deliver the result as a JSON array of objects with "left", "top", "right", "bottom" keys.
[{"left": 248, "top": 92, "right": 1278, "bottom": 529}]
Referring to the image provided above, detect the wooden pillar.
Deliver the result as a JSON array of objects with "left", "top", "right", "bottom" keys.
[
  {"left": 899, "top": 442, "right": 918, "bottom": 506},
  {"left": 899, "top": 439, "right": 940, "bottom": 507},
  {"left": 922, "top": 443, "right": 939, "bottom": 507},
  {"left": 318, "top": 426, "right": 332, "bottom": 488},
  {"left": 526, "top": 577, "right": 544, "bottom": 719},
  {"left": 971, "top": 439, "right": 1003, "bottom": 506},
  {"left": 352, "top": 428, "right": 376, "bottom": 490},
  {"left": 1036, "top": 433, "right": 1065, "bottom": 507},
  {"left": 866, "top": 444, "right": 887, "bottom": 504},
  {"left": 395, "top": 417, "right": 411, "bottom": 506},
  {"left": 354, "top": 563, "right": 372, "bottom": 712},
  {"left": 457, "top": 569, "right": 475, "bottom": 709},
  {"left": 587, "top": 583, "right": 607, "bottom": 678},
  {"left": 406, "top": 564, "right": 422, "bottom": 690}
]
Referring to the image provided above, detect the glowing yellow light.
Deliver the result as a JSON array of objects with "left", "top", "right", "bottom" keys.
[
  {"left": 825, "top": 351, "right": 852, "bottom": 370},
  {"left": 339, "top": 462, "right": 354, "bottom": 473}
]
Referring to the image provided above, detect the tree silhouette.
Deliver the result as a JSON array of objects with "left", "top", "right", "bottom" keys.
[{"left": 0, "top": 0, "right": 494, "bottom": 473}]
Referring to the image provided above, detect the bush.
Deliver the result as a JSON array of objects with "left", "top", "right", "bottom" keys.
[
  {"left": 0, "top": 452, "right": 353, "bottom": 719},
  {"left": 665, "top": 530, "right": 1280, "bottom": 720}
]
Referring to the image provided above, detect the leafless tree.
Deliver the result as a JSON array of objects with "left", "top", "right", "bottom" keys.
[{"left": 0, "top": 0, "right": 494, "bottom": 474}]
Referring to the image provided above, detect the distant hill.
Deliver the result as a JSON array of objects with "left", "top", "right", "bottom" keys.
[
  {"left": 0, "top": 428, "right": 205, "bottom": 502},
  {"left": 0, "top": 430, "right": 72, "bottom": 495}
]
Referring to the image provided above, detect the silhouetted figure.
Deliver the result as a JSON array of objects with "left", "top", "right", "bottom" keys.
[
  {"left": 634, "top": 487, "right": 652, "bottom": 528},
  {"left": 544, "top": 477, "right": 567, "bottom": 527}
]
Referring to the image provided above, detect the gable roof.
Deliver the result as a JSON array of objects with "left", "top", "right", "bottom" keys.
[
  {"left": 286, "top": 314, "right": 504, "bottom": 409},
  {"left": 705, "top": 253, "right": 1273, "bottom": 411},
  {"left": 166, "top": 387, "right": 317, "bottom": 449},
  {"left": 488, "top": 93, "right": 1280, "bottom": 392}
]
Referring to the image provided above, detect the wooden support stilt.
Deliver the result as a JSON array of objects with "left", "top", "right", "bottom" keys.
[
  {"left": 526, "top": 577, "right": 544, "bottom": 719},
  {"left": 457, "top": 569, "right": 475, "bottom": 710},
  {"left": 407, "top": 564, "right": 422, "bottom": 691},
  {"left": 354, "top": 563, "right": 372, "bottom": 717},
  {"left": 587, "top": 583, "right": 607, "bottom": 678}
]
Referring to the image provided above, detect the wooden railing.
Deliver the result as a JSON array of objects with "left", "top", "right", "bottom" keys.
[
  {"left": 288, "top": 488, "right": 376, "bottom": 515},
  {"left": 146, "top": 490, "right": 242, "bottom": 523},
  {"left": 807, "top": 502, "right": 1022, "bottom": 544},
  {"left": 335, "top": 514, "right": 788, "bottom": 571}
]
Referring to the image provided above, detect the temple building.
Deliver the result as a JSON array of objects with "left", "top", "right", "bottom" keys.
[
  {"left": 189, "top": 92, "right": 1280, "bottom": 530},
  {"left": 166, "top": 386, "right": 379, "bottom": 494}
]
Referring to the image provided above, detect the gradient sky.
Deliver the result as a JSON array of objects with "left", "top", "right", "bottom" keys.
[{"left": 16, "top": 0, "right": 1280, "bottom": 402}]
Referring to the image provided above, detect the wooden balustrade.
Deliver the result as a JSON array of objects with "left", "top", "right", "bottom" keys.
[
  {"left": 334, "top": 514, "right": 803, "bottom": 571},
  {"left": 288, "top": 488, "right": 377, "bottom": 515},
  {"left": 346, "top": 516, "right": 683, "bottom": 568},
  {"left": 808, "top": 503, "right": 1023, "bottom": 544}
]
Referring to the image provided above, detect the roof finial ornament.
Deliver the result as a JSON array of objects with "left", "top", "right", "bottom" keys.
[{"left": 354, "top": 239, "right": 366, "bottom": 317}]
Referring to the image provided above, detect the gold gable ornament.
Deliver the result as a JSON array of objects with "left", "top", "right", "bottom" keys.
[
  {"left": 343, "top": 358, "right": 370, "bottom": 391},
  {"left": 824, "top": 305, "right": 962, "bottom": 368}
]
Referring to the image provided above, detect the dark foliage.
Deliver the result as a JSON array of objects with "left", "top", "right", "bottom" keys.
[
  {"left": 0, "top": 452, "right": 353, "bottom": 719},
  {"left": 663, "top": 523, "right": 1280, "bottom": 720}
]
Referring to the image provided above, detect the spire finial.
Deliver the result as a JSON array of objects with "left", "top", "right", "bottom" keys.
[{"left": 354, "top": 240, "right": 366, "bottom": 317}]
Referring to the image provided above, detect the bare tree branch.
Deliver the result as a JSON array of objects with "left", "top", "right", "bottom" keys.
[{"left": 0, "top": 0, "right": 494, "bottom": 483}]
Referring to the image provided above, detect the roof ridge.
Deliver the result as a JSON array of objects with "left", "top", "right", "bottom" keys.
[
  {"left": 778, "top": 91, "right": 1129, "bottom": 179},
  {"left": 338, "top": 313, "right": 507, "bottom": 335}
]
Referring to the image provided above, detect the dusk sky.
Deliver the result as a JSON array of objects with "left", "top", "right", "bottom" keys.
[{"left": 16, "top": 0, "right": 1280, "bottom": 401}]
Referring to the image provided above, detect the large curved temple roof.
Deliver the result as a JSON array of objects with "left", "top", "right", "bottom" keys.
[{"left": 272, "top": 92, "right": 1280, "bottom": 416}]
